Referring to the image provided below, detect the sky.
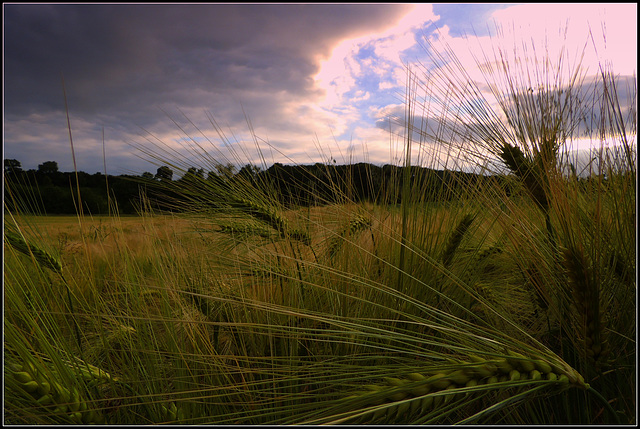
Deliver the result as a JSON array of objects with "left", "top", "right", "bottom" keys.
[{"left": 3, "top": 3, "right": 637, "bottom": 176}]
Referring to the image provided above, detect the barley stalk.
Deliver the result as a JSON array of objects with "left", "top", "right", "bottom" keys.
[
  {"left": 441, "top": 213, "right": 475, "bottom": 268},
  {"left": 5, "top": 229, "right": 84, "bottom": 351},
  {"left": 7, "top": 359, "right": 106, "bottom": 424},
  {"left": 343, "top": 352, "right": 588, "bottom": 424},
  {"left": 475, "top": 244, "right": 503, "bottom": 262},
  {"left": 219, "top": 225, "right": 272, "bottom": 240},
  {"left": 470, "top": 282, "right": 497, "bottom": 314},
  {"left": 327, "top": 213, "right": 372, "bottom": 258},
  {"left": 5, "top": 231, "right": 63, "bottom": 275},
  {"left": 562, "top": 244, "right": 610, "bottom": 368},
  {"left": 160, "top": 401, "right": 185, "bottom": 422},
  {"left": 233, "top": 196, "right": 310, "bottom": 244},
  {"left": 522, "top": 265, "right": 550, "bottom": 311},
  {"left": 498, "top": 143, "right": 549, "bottom": 211}
]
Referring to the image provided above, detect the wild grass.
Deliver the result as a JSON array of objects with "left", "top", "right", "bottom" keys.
[{"left": 4, "top": 23, "right": 635, "bottom": 424}]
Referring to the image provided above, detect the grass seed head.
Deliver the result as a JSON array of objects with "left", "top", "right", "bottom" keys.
[
  {"left": 530, "top": 370, "right": 542, "bottom": 381},
  {"left": 5, "top": 231, "right": 63, "bottom": 275},
  {"left": 21, "top": 380, "right": 39, "bottom": 393},
  {"left": 426, "top": 373, "right": 453, "bottom": 389},
  {"left": 441, "top": 213, "right": 475, "bottom": 267}
]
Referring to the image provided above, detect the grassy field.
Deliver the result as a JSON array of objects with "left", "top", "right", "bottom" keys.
[{"left": 3, "top": 27, "right": 636, "bottom": 425}]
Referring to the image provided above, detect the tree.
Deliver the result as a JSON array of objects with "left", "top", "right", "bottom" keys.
[
  {"left": 155, "top": 165, "right": 173, "bottom": 182},
  {"left": 141, "top": 172, "right": 154, "bottom": 180},
  {"left": 180, "top": 167, "right": 205, "bottom": 184},
  {"left": 237, "top": 164, "right": 261, "bottom": 181},
  {"left": 37, "top": 161, "right": 59, "bottom": 175},
  {"left": 215, "top": 163, "right": 236, "bottom": 180},
  {"left": 4, "top": 159, "right": 22, "bottom": 175}
]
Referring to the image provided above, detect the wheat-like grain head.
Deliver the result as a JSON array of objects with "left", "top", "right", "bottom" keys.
[{"left": 5, "top": 230, "right": 63, "bottom": 275}]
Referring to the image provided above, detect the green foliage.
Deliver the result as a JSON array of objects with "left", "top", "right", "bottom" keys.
[
  {"left": 4, "top": 160, "right": 495, "bottom": 215},
  {"left": 4, "top": 158, "right": 23, "bottom": 174}
]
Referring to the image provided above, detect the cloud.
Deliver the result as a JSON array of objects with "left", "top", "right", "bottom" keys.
[
  {"left": 314, "top": 4, "right": 437, "bottom": 109},
  {"left": 3, "top": 4, "right": 634, "bottom": 176},
  {"left": 3, "top": 4, "right": 416, "bottom": 172},
  {"left": 491, "top": 3, "right": 637, "bottom": 76},
  {"left": 433, "top": 4, "right": 636, "bottom": 90},
  {"left": 403, "top": 4, "right": 636, "bottom": 159}
]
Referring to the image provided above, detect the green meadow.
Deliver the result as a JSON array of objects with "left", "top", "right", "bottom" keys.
[{"left": 4, "top": 30, "right": 636, "bottom": 425}]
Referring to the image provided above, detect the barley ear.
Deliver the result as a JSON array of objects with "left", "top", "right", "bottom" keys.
[
  {"left": 441, "top": 213, "right": 475, "bottom": 268},
  {"left": 562, "top": 244, "right": 610, "bottom": 368},
  {"left": 233, "top": 197, "right": 310, "bottom": 244},
  {"left": 7, "top": 359, "right": 106, "bottom": 424},
  {"left": 498, "top": 143, "right": 548, "bottom": 210},
  {"left": 327, "top": 213, "right": 372, "bottom": 258},
  {"left": 5, "top": 231, "right": 63, "bottom": 275}
]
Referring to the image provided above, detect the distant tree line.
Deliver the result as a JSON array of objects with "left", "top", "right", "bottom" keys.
[
  {"left": 4, "top": 158, "right": 516, "bottom": 215},
  {"left": 4, "top": 159, "right": 152, "bottom": 214},
  {"left": 259, "top": 162, "right": 490, "bottom": 206}
]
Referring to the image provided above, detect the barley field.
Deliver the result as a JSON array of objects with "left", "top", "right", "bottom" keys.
[{"left": 3, "top": 29, "right": 636, "bottom": 425}]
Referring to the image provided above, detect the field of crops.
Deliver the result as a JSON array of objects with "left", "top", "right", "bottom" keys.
[
  {"left": 4, "top": 28, "right": 636, "bottom": 425},
  {"left": 5, "top": 165, "right": 635, "bottom": 424}
]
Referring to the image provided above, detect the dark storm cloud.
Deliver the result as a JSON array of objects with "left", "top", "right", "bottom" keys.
[
  {"left": 4, "top": 3, "right": 416, "bottom": 172},
  {"left": 4, "top": 4, "right": 411, "bottom": 122}
]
